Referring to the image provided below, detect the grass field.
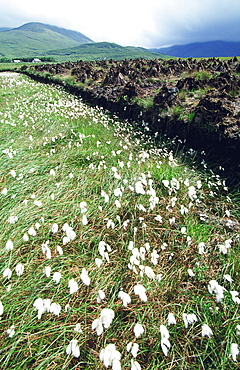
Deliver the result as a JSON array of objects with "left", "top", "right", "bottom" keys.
[{"left": 0, "top": 72, "right": 239, "bottom": 369}]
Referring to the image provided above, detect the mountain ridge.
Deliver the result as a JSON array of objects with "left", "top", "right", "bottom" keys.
[
  {"left": 151, "top": 40, "right": 240, "bottom": 58},
  {"left": 0, "top": 22, "right": 93, "bottom": 58},
  {"left": 0, "top": 22, "right": 167, "bottom": 61}
]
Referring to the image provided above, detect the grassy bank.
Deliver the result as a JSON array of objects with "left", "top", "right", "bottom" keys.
[{"left": 0, "top": 72, "right": 239, "bottom": 369}]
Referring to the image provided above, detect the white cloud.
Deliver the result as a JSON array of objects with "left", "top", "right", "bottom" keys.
[{"left": 0, "top": 0, "right": 240, "bottom": 47}]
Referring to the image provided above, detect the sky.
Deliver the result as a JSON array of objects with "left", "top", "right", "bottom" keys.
[{"left": 1, "top": 0, "right": 240, "bottom": 48}]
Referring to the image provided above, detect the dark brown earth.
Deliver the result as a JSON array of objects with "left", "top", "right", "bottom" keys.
[{"left": 19, "top": 57, "right": 240, "bottom": 184}]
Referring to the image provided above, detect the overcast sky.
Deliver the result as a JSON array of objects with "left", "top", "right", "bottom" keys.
[{"left": 1, "top": 0, "right": 240, "bottom": 47}]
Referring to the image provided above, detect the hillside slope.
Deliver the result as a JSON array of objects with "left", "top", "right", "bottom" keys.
[
  {"left": 45, "top": 41, "right": 167, "bottom": 61},
  {"left": 152, "top": 41, "right": 240, "bottom": 58},
  {"left": 0, "top": 22, "right": 93, "bottom": 58}
]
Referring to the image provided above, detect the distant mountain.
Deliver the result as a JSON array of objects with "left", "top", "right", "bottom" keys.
[
  {"left": 151, "top": 41, "right": 240, "bottom": 58},
  {"left": 0, "top": 22, "right": 94, "bottom": 58},
  {"left": 0, "top": 27, "right": 12, "bottom": 32},
  {"left": 44, "top": 41, "right": 167, "bottom": 62}
]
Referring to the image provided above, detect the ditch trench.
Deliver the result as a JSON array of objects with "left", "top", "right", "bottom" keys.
[{"left": 17, "top": 68, "right": 240, "bottom": 187}]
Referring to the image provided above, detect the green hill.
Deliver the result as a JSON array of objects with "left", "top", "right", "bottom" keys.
[
  {"left": 0, "top": 22, "right": 93, "bottom": 59},
  {"left": 44, "top": 41, "right": 167, "bottom": 61}
]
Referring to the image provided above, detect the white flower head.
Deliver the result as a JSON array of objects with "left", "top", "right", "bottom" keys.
[
  {"left": 50, "top": 302, "right": 61, "bottom": 316},
  {"left": 97, "top": 289, "right": 106, "bottom": 303},
  {"left": 80, "top": 268, "right": 90, "bottom": 286},
  {"left": 92, "top": 318, "right": 104, "bottom": 336},
  {"left": 28, "top": 227, "right": 36, "bottom": 236},
  {"left": 208, "top": 280, "right": 226, "bottom": 302},
  {"left": 0, "top": 300, "right": 4, "bottom": 316},
  {"left": 44, "top": 266, "right": 51, "bottom": 277},
  {"left": 230, "top": 291, "right": 240, "bottom": 304},
  {"left": 51, "top": 223, "right": 58, "bottom": 233},
  {"left": 8, "top": 216, "right": 18, "bottom": 224},
  {"left": 6, "top": 325, "right": 15, "bottom": 338},
  {"left": 160, "top": 325, "right": 171, "bottom": 356},
  {"left": 5, "top": 240, "right": 14, "bottom": 251},
  {"left": 134, "top": 284, "right": 147, "bottom": 302},
  {"left": 68, "top": 279, "right": 79, "bottom": 294},
  {"left": 99, "top": 343, "right": 121, "bottom": 369},
  {"left": 201, "top": 323, "right": 213, "bottom": 337},
  {"left": 182, "top": 313, "right": 198, "bottom": 328},
  {"left": 100, "top": 308, "right": 115, "bottom": 329},
  {"left": 1, "top": 187, "right": 8, "bottom": 195},
  {"left": 118, "top": 291, "right": 131, "bottom": 307},
  {"left": 15, "top": 263, "right": 24, "bottom": 277},
  {"left": 23, "top": 233, "right": 29, "bottom": 242},
  {"left": 3, "top": 268, "right": 12, "bottom": 279},
  {"left": 230, "top": 343, "right": 239, "bottom": 362},
  {"left": 52, "top": 272, "right": 61, "bottom": 284},
  {"left": 33, "top": 298, "right": 51, "bottom": 320},
  {"left": 82, "top": 214, "right": 88, "bottom": 226},
  {"left": 131, "top": 359, "right": 141, "bottom": 370},
  {"left": 127, "top": 342, "right": 139, "bottom": 358},
  {"left": 198, "top": 242, "right": 206, "bottom": 254},
  {"left": 95, "top": 257, "right": 103, "bottom": 267},
  {"left": 66, "top": 339, "right": 80, "bottom": 358},
  {"left": 167, "top": 313, "right": 176, "bottom": 325},
  {"left": 134, "top": 323, "right": 144, "bottom": 338},
  {"left": 74, "top": 323, "right": 82, "bottom": 333},
  {"left": 187, "top": 268, "right": 195, "bottom": 277}
]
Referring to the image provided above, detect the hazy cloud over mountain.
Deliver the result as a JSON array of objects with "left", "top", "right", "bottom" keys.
[{"left": 1, "top": 0, "right": 240, "bottom": 47}]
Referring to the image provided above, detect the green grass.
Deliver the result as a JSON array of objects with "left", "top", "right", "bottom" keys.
[{"left": 0, "top": 72, "right": 239, "bottom": 369}]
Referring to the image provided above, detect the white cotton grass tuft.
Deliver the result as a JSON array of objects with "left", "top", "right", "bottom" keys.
[
  {"left": 74, "top": 323, "right": 82, "bottom": 333},
  {"left": 66, "top": 339, "right": 80, "bottom": 358},
  {"left": 44, "top": 266, "right": 51, "bottom": 278},
  {"left": 127, "top": 342, "right": 139, "bottom": 358},
  {"left": 80, "top": 268, "right": 90, "bottom": 286},
  {"left": 229, "top": 343, "right": 239, "bottom": 362},
  {"left": 182, "top": 313, "right": 198, "bottom": 328},
  {"left": 52, "top": 272, "right": 62, "bottom": 284},
  {"left": 160, "top": 324, "right": 171, "bottom": 356},
  {"left": 56, "top": 245, "right": 63, "bottom": 255},
  {"left": 201, "top": 323, "right": 213, "bottom": 337},
  {"left": 5, "top": 240, "right": 14, "bottom": 251},
  {"left": 208, "top": 280, "right": 226, "bottom": 302},
  {"left": 99, "top": 343, "right": 121, "bottom": 369},
  {"left": 28, "top": 227, "right": 36, "bottom": 236},
  {"left": 95, "top": 258, "right": 103, "bottom": 267},
  {"left": 22, "top": 233, "right": 29, "bottom": 242},
  {"left": 0, "top": 300, "right": 4, "bottom": 316},
  {"left": 230, "top": 291, "right": 240, "bottom": 304},
  {"left": 15, "top": 263, "right": 24, "bottom": 277},
  {"left": 97, "top": 290, "right": 105, "bottom": 303},
  {"left": 131, "top": 359, "right": 141, "bottom": 370},
  {"left": 1, "top": 187, "right": 8, "bottom": 195},
  {"left": 198, "top": 242, "right": 206, "bottom": 254},
  {"left": 167, "top": 312, "right": 176, "bottom": 325},
  {"left": 50, "top": 302, "right": 61, "bottom": 316},
  {"left": 33, "top": 298, "right": 51, "bottom": 319},
  {"left": 82, "top": 214, "right": 88, "bottom": 225},
  {"left": 187, "top": 268, "right": 195, "bottom": 277},
  {"left": 6, "top": 325, "right": 15, "bottom": 338},
  {"left": 134, "top": 284, "right": 147, "bottom": 302},
  {"left": 68, "top": 279, "right": 79, "bottom": 294},
  {"left": 3, "top": 268, "right": 12, "bottom": 279},
  {"left": 118, "top": 290, "right": 131, "bottom": 307},
  {"left": 92, "top": 308, "right": 115, "bottom": 336},
  {"left": 133, "top": 323, "right": 144, "bottom": 338},
  {"left": 51, "top": 223, "right": 58, "bottom": 233},
  {"left": 8, "top": 215, "right": 18, "bottom": 224}
]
